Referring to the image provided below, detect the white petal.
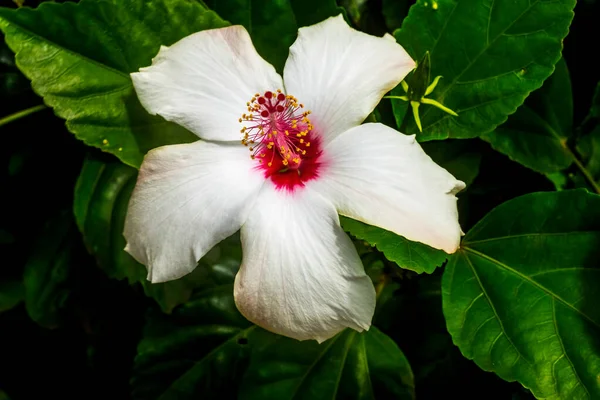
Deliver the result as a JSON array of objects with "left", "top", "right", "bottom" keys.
[
  {"left": 234, "top": 185, "right": 375, "bottom": 343},
  {"left": 313, "top": 123, "right": 465, "bottom": 253},
  {"left": 283, "top": 15, "right": 415, "bottom": 144},
  {"left": 124, "top": 141, "right": 264, "bottom": 283},
  {"left": 131, "top": 26, "right": 283, "bottom": 141}
]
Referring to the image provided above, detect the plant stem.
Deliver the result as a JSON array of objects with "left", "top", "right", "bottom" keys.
[
  {"left": 570, "top": 150, "right": 600, "bottom": 194},
  {"left": 0, "top": 104, "right": 47, "bottom": 128}
]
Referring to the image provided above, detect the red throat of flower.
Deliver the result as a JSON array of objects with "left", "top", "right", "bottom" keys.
[{"left": 240, "top": 90, "right": 322, "bottom": 191}]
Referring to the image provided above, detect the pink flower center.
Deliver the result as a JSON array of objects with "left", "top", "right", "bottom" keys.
[{"left": 240, "top": 90, "right": 322, "bottom": 190}]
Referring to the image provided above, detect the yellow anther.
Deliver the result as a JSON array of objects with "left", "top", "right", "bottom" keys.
[
  {"left": 268, "top": 162, "right": 273, "bottom": 167},
  {"left": 300, "top": 139, "right": 304, "bottom": 143},
  {"left": 293, "top": 158, "right": 300, "bottom": 164},
  {"left": 238, "top": 118, "right": 242, "bottom": 123},
  {"left": 302, "top": 150, "right": 306, "bottom": 155},
  {"left": 306, "top": 142, "right": 311, "bottom": 147},
  {"left": 282, "top": 159, "right": 289, "bottom": 166}
]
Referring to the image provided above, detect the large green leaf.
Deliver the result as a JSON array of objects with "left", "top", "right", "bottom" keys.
[
  {"left": 0, "top": 0, "right": 226, "bottom": 168},
  {"left": 240, "top": 327, "right": 415, "bottom": 400},
  {"left": 23, "top": 211, "right": 76, "bottom": 328},
  {"left": 482, "top": 58, "right": 574, "bottom": 174},
  {"left": 73, "top": 153, "right": 220, "bottom": 313},
  {"left": 341, "top": 217, "right": 447, "bottom": 274},
  {"left": 290, "top": 0, "right": 345, "bottom": 27},
  {"left": 204, "top": 0, "right": 296, "bottom": 72},
  {"left": 395, "top": 0, "right": 575, "bottom": 139},
  {"left": 443, "top": 190, "right": 600, "bottom": 398}
]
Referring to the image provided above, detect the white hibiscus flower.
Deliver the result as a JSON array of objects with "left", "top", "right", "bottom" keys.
[{"left": 124, "top": 15, "right": 464, "bottom": 343}]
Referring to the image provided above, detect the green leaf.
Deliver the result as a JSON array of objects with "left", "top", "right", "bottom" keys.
[
  {"left": 74, "top": 154, "right": 198, "bottom": 313},
  {"left": 204, "top": 0, "right": 296, "bottom": 73},
  {"left": 482, "top": 58, "right": 574, "bottom": 174},
  {"left": 240, "top": 327, "right": 415, "bottom": 400},
  {"left": 0, "top": 0, "right": 227, "bottom": 168},
  {"left": 395, "top": 0, "right": 575, "bottom": 139},
  {"left": 290, "top": 0, "right": 345, "bottom": 27},
  {"left": 443, "top": 189, "right": 600, "bottom": 398},
  {"left": 23, "top": 211, "right": 75, "bottom": 328},
  {"left": 341, "top": 217, "right": 448, "bottom": 274},
  {"left": 421, "top": 139, "right": 482, "bottom": 187},
  {"left": 0, "top": 279, "right": 23, "bottom": 313},
  {"left": 131, "top": 262, "right": 255, "bottom": 400}
]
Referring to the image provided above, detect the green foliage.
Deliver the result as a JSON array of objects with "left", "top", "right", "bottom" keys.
[
  {"left": 203, "top": 0, "right": 296, "bottom": 72},
  {"left": 341, "top": 217, "right": 447, "bottom": 274},
  {"left": 241, "top": 327, "right": 414, "bottom": 400},
  {"left": 420, "top": 139, "right": 482, "bottom": 187},
  {"left": 0, "top": 279, "right": 23, "bottom": 313},
  {"left": 132, "top": 259, "right": 414, "bottom": 399},
  {"left": 290, "top": 0, "right": 345, "bottom": 27},
  {"left": 482, "top": 58, "right": 574, "bottom": 174},
  {"left": 395, "top": 0, "right": 576, "bottom": 139},
  {"left": 131, "top": 262, "right": 253, "bottom": 399},
  {"left": 0, "top": 0, "right": 224, "bottom": 168},
  {"left": 73, "top": 153, "right": 212, "bottom": 313},
  {"left": 1, "top": 0, "right": 599, "bottom": 398},
  {"left": 23, "top": 211, "right": 76, "bottom": 328},
  {"left": 443, "top": 190, "right": 600, "bottom": 398}
]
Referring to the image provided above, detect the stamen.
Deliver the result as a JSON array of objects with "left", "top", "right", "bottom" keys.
[{"left": 239, "top": 89, "right": 314, "bottom": 172}]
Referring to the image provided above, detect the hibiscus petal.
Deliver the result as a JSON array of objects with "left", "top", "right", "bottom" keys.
[
  {"left": 313, "top": 123, "right": 465, "bottom": 253},
  {"left": 131, "top": 26, "right": 283, "bottom": 141},
  {"left": 283, "top": 15, "right": 415, "bottom": 144},
  {"left": 124, "top": 141, "right": 264, "bottom": 283},
  {"left": 234, "top": 185, "right": 375, "bottom": 343}
]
